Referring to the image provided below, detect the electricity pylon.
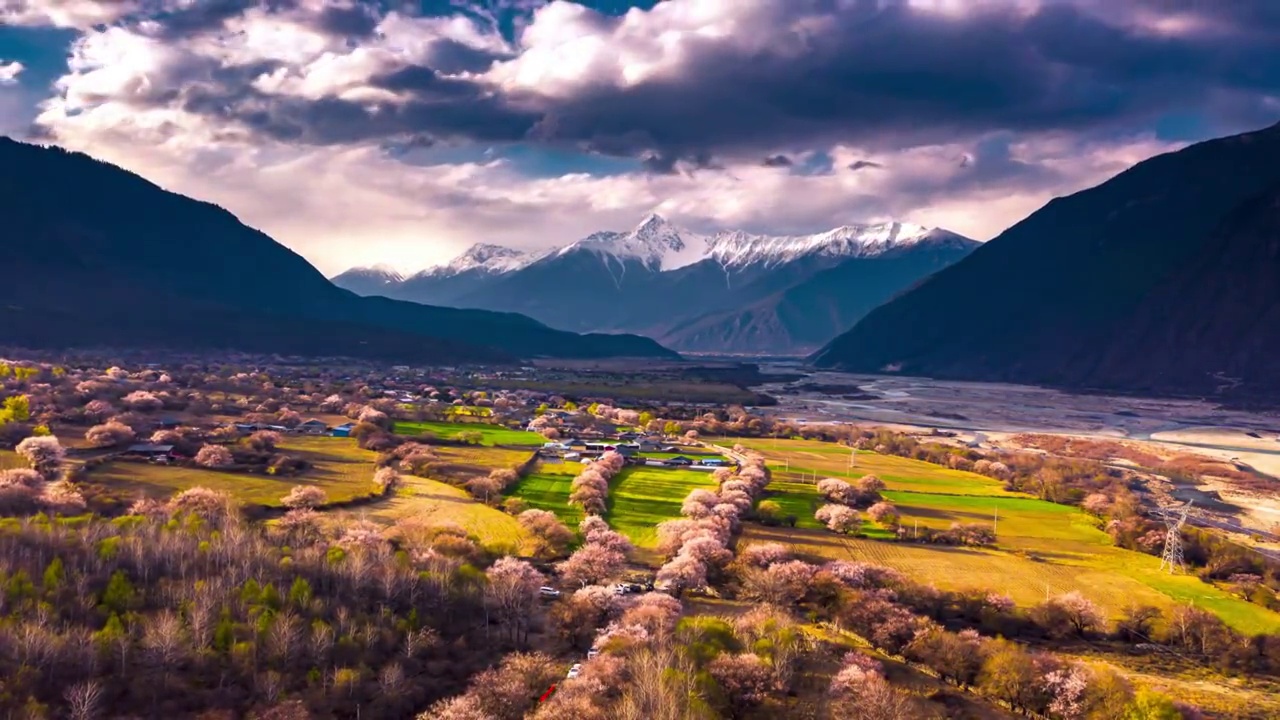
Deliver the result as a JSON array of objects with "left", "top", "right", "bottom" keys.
[{"left": 1158, "top": 501, "right": 1193, "bottom": 574}]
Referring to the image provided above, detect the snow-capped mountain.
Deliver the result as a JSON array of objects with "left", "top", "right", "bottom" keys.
[
  {"left": 553, "top": 214, "right": 710, "bottom": 271},
  {"left": 543, "top": 214, "right": 960, "bottom": 273},
  {"left": 331, "top": 213, "right": 979, "bottom": 353},
  {"left": 705, "top": 222, "right": 968, "bottom": 269},
  {"left": 329, "top": 264, "right": 406, "bottom": 297},
  {"left": 417, "top": 243, "right": 535, "bottom": 278}
]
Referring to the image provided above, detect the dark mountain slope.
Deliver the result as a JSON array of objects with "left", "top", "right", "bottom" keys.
[
  {"left": 1081, "top": 184, "right": 1280, "bottom": 396},
  {"left": 0, "top": 138, "right": 673, "bottom": 361},
  {"left": 814, "top": 121, "right": 1280, "bottom": 391},
  {"left": 661, "top": 241, "right": 977, "bottom": 353}
]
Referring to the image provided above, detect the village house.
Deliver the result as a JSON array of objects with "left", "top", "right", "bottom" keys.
[
  {"left": 123, "top": 443, "right": 175, "bottom": 461},
  {"left": 295, "top": 419, "right": 330, "bottom": 435}
]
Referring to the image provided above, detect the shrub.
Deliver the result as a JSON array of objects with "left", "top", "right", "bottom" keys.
[
  {"left": 86, "top": 420, "right": 135, "bottom": 448},
  {"left": 195, "top": 444, "right": 234, "bottom": 469},
  {"left": 281, "top": 485, "right": 327, "bottom": 509},
  {"left": 815, "top": 504, "right": 860, "bottom": 534}
]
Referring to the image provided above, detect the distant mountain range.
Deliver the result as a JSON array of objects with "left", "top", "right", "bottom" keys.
[
  {"left": 334, "top": 215, "right": 978, "bottom": 353},
  {"left": 0, "top": 138, "right": 673, "bottom": 364},
  {"left": 814, "top": 120, "right": 1280, "bottom": 400}
]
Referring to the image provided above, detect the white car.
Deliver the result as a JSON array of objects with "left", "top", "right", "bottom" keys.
[
  {"left": 539, "top": 586, "right": 561, "bottom": 598},
  {"left": 566, "top": 663, "right": 582, "bottom": 679},
  {"left": 587, "top": 648, "right": 600, "bottom": 660}
]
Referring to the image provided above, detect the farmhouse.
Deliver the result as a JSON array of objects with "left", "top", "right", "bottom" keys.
[
  {"left": 330, "top": 422, "right": 356, "bottom": 438},
  {"left": 123, "top": 443, "right": 175, "bottom": 459},
  {"left": 296, "top": 419, "right": 330, "bottom": 435},
  {"left": 664, "top": 456, "right": 694, "bottom": 467}
]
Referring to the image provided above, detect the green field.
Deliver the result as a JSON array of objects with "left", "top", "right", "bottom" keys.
[
  {"left": 757, "top": 480, "right": 895, "bottom": 538},
  {"left": 506, "top": 462, "right": 717, "bottom": 556},
  {"left": 395, "top": 420, "right": 543, "bottom": 447},
  {"left": 733, "top": 438, "right": 1280, "bottom": 635},
  {"left": 508, "top": 461, "right": 582, "bottom": 527},
  {"left": 606, "top": 466, "right": 718, "bottom": 550},
  {"left": 732, "top": 437, "right": 1020, "bottom": 496}
]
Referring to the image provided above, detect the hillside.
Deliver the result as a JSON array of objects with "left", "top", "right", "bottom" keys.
[
  {"left": 814, "top": 120, "right": 1280, "bottom": 397},
  {"left": 1083, "top": 183, "right": 1280, "bottom": 395},
  {"left": 336, "top": 215, "right": 975, "bottom": 353},
  {"left": 0, "top": 138, "right": 674, "bottom": 362},
  {"left": 659, "top": 241, "right": 976, "bottom": 353}
]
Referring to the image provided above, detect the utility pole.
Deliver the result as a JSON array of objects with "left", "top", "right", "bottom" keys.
[{"left": 994, "top": 505, "right": 998, "bottom": 534}]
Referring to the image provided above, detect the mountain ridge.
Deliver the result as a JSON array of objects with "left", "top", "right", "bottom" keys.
[
  {"left": 813, "top": 119, "right": 1280, "bottom": 399},
  {"left": 333, "top": 214, "right": 978, "bottom": 353},
  {"left": 0, "top": 137, "right": 675, "bottom": 363}
]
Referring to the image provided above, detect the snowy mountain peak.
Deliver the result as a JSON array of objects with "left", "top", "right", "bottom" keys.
[
  {"left": 555, "top": 214, "right": 708, "bottom": 271},
  {"left": 411, "top": 243, "right": 535, "bottom": 279},
  {"left": 332, "top": 264, "right": 404, "bottom": 284},
  {"left": 346, "top": 216, "right": 975, "bottom": 285},
  {"left": 702, "top": 221, "right": 969, "bottom": 269}
]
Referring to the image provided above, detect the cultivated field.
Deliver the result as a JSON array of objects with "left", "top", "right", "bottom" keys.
[
  {"left": 508, "top": 461, "right": 583, "bottom": 527},
  {"left": 87, "top": 436, "right": 378, "bottom": 507},
  {"left": 507, "top": 462, "right": 717, "bottom": 556},
  {"left": 606, "top": 466, "right": 718, "bottom": 551},
  {"left": 395, "top": 420, "right": 543, "bottom": 446},
  {"left": 333, "top": 442, "right": 535, "bottom": 553},
  {"left": 734, "top": 438, "right": 1280, "bottom": 635},
  {"left": 329, "top": 474, "right": 529, "bottom": 555}
]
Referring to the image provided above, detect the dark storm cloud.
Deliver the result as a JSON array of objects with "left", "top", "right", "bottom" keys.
[
  {"left": 511, "top": 0, "right": 1280, "bottom": 165},
  {"left": 761, "top": 154, "right": 793, "bottom": 167},
  {"left": 71, "top": 0, "right": 1280, "bottom": 170},
  {"left": 848, "top": 160, "right": 882, "bottom": 171}
]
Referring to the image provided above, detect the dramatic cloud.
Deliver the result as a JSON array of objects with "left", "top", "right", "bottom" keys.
[{"left": 3, "top": 0, "right": 1278, "bottom": 272}]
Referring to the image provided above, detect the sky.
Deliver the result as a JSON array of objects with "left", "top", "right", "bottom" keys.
[{"left": 1, "top": 0, "right": 1278, "bottom": 276}]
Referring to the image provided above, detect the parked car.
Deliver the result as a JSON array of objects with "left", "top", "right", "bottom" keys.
[
  {"left": 539, "top": 586, "right": 561, "bottom": 598},
  {"left": 567, "top": 663, "right": 582, "bottom": 679},
  {"left": 587, "top": 648, "right": 599, "bottom": 660}
]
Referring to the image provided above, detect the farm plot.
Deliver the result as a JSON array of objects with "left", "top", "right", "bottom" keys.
[
  {"left": 508, "top": 461, "right": 581, "bottom": 527},
  {"left": 732, "top": 437, "right": 1020, "bottom": 497},
  {"left": 395, "top": 420, "right": 543, "bottom": 447},
  {"left": 330, "top": 474, "right": 529, "bottom": 555},
  {"left": 606, "top": 467, "right": 718, "bottom": 551},
  {"left": 89, "top": 436, "right": 379, "bottom": 506},
  {"left": 738, "top": 438, "right": 1280, "bottom": 635},
  {"left": 757, "top": 480, "right": 892, "bottom": 538}
]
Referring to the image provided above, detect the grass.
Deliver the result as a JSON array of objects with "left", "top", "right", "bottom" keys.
[
  {"left": 757, "top": 480, "right": 895, "bottom": 539},
  {"left": 506, "top": 462, "right": 719, "bottom": 558},
  {"left": 605, "top": 467, "right": 718, "bottom": 551},
  {"left": 508, "top": 461, "right": 582, "bottom": 527},
  {"left": 0, "top": 449, "right": 22, "bottom": 470},
  {"left": 395, "top": 420, "right": 544, "bottom": 447},
  {"left": 88, "top": 436, "right": 378, "bottom": 507},
  {"left": 331, "top": 474, "right": 530, "bottom": 555},
  {"left": 731, "top": 437, "right": 1020, "bottom": 497},
  {"left": 733, "top": 437, "right": 1280, "bottom": 635}
]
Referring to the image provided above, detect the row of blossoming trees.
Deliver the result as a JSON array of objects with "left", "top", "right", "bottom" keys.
[
  {"left": 567, "top": 451, "right": 627, "bottom": 515},
  {"left": 654, "top": 457, "right": 772, "bottom": 595}
]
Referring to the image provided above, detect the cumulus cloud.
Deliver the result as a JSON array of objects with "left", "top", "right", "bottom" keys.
[
  {"left": 6, "top": 0, "right": 1279, "bottom": 272},
  {"left": 0, "top": 61, "right": 24, "bottom": 85}
]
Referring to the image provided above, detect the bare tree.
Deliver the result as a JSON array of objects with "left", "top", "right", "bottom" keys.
[{"left": 64, "top": 681, "right": 104, "bottom": 720}]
